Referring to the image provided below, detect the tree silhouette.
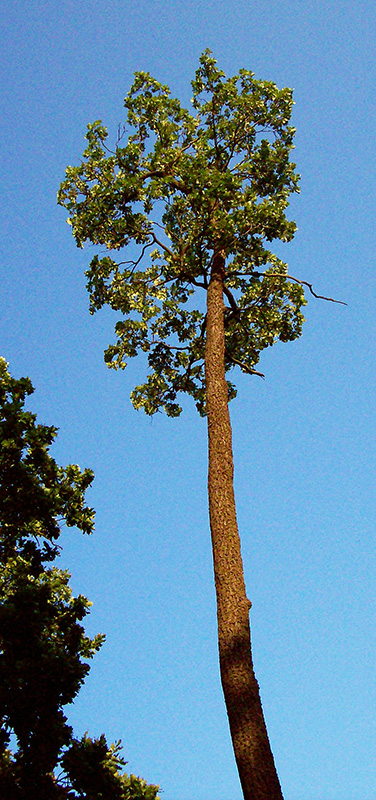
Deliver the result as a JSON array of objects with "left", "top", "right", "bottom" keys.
[{"left": 0, "top": 358, "right": 159, "bottom": 800}]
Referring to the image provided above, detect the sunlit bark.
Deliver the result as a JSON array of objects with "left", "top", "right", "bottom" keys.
[{"left": 205, "top": 252, "right": 284, "bottom": 800}]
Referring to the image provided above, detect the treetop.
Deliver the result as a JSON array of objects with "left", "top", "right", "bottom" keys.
[
  {"left": 58, "top": 50, "right": 306, "bottom": 416},
  {"left": 0, "top": 358, "right": 94, "bottom": 566}
]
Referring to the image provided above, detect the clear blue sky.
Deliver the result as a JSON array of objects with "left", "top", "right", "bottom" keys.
[{"left": 1, "top": 1, "right": 375, "bottom": 799}]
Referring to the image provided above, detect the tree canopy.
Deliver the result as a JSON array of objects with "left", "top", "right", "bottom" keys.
[
  {"left": 0, "top": 358, "right": 159, "bottom": 800},
  {"left": 58, "top": 49, "right": 306, "bottom": 416}
]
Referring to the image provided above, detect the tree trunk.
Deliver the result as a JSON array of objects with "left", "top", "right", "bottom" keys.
[{"left": 204, "top": 252, "right": 284, "bottom": 800}]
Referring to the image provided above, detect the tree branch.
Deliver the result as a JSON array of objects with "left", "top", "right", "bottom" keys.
[
  {"left": 151, "top": 231, "right": 173, "bottom": 256},
  {"left": 152, "top": 342, "right": 190, "bottom": 352},
  {"left": 225, "top": 349, "right": 265, "bottom": 378},
  {"left": 225, "top": 268, "right": 347, "bottom": 306},
  {"left": 267, "top": 274, "right": 347, "bottom": 305},
  {"left": 223, "top": 284, "right": 240, "bottom": 315},
  {"left": 116, "top": 241, "right": 154, "bottom": 272}
]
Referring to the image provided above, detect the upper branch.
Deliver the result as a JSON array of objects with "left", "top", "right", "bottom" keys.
[
  {"left": 268, "top": 274, "right": 347, "bottom": 305},
  {"left": 223, "top": 284, "right": 240, "bottom": 316},
  {"left": 225, "top": 269, "right": 347, "bottom": 306},
  {"left": 225, "top": 349, "right": 265, "bottom": 378},
  {"left": 151, "top": 231, "right": 174, "bottom": 256},
  {"left": 117, "top": 241, "right": 154, "bottom": 272}
]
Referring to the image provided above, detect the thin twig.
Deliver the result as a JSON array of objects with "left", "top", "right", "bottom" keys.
[
  {"left": 116, "top": 241, "right": 154, "bottom": 273},
  {"left": 268, "top": 274, "right": 347, "bottom": 305},
  {"left": 225, "top": 268, "right": 347, "bottom": 306}
]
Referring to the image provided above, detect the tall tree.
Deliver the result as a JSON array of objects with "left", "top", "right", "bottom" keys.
[
  {"left": 58, "top": 50, "right": 307, "bottom": 800},
  {"left": 0, "top": 358, "right": 159, "bottom": 800}
]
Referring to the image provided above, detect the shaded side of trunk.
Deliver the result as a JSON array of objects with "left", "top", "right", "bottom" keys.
[{"left": 204, "top": 252, "right": 284, "bottom": 800}]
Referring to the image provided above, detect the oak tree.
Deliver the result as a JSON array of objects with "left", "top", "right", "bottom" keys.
[{"left": 58, "top": 50, "right": 307, "bottom": 800}]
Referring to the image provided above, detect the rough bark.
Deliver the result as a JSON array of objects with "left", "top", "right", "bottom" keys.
[{"left": 204, "top": 252, "right": 284, "bottom": 800}]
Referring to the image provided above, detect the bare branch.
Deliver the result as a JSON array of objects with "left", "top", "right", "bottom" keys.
[
  {"left": 159, "top": 344, "right": 189, "bottom": 352},
  {"left": 267, "top": 274, "right": 347, "bottom": 305},
  {"left": 116, "top": 241, "right": 154, "bottom": 272},
  {"left": 225, "top": 268, "right": 347, "bottom": 306},
  {"left": 116, "top": 123, "right": 127, "bottom": 146},
  {"left": 151, "top": 231, "right": 173, "bottom": 256},
  {"left": 182, "top": 272, "right": 207, "bottom": 290},
  {"left": 150, "top": 220, "right": 169, "bottom": 232},
  {"left": 225, "top": 350, "right": 265, "bottom": 378},
  {"left": 223, "top": 284, "right": 240, "bottom": 315}
]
